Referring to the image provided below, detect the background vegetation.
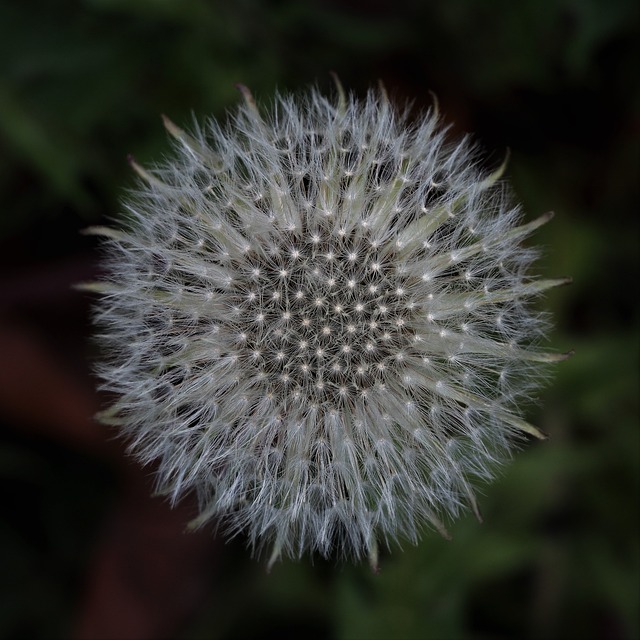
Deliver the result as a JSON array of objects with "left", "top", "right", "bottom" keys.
[{"left": 0, "top": 0, "right": 638, "bottom": 638}]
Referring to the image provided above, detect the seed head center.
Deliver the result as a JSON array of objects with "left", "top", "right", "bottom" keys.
[{"left": 232, "top": 230, "right": 415, "bottom": 406}]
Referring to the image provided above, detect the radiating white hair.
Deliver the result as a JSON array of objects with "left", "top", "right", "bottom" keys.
[{"left": 86, "top": 81, "right": 569, "bottom": 570}]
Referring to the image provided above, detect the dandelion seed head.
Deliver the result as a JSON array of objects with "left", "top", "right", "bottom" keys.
[{"left": 91, "top": 83, "right": 567, "bottom": 569}]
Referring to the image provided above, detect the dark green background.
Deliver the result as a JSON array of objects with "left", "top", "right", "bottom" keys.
[{"left": 0, "top": 1, "right": 638, "bottom": 638}]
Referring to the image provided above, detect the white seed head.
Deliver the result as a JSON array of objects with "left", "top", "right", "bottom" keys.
[{"left": 91, "top": 84, "right": 569, "bottom": 569}]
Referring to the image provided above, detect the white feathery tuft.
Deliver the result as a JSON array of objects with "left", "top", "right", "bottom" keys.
[{"left": 89, "top": 83, "right": 570, "bottom": 570}]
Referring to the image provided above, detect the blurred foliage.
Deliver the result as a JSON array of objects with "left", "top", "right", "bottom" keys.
[
  {"left": 0, "top": 434, "right": 117, "bottom": 639},
  {"left": 0, "top": 0, "right": 638, "bottom": 639}
]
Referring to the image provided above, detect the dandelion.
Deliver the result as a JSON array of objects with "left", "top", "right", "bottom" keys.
[{"left": 85, "top": 80, "right": 570, "bottom": 570}]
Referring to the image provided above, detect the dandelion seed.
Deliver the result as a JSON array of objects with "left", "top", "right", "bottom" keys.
[{"left": 87, "top": 82, "right": 570, "bottom": 571}]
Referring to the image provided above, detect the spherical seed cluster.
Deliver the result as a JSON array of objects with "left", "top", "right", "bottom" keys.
[{"left": 90, "top": 84, "right": 568, "bottom": 569}]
